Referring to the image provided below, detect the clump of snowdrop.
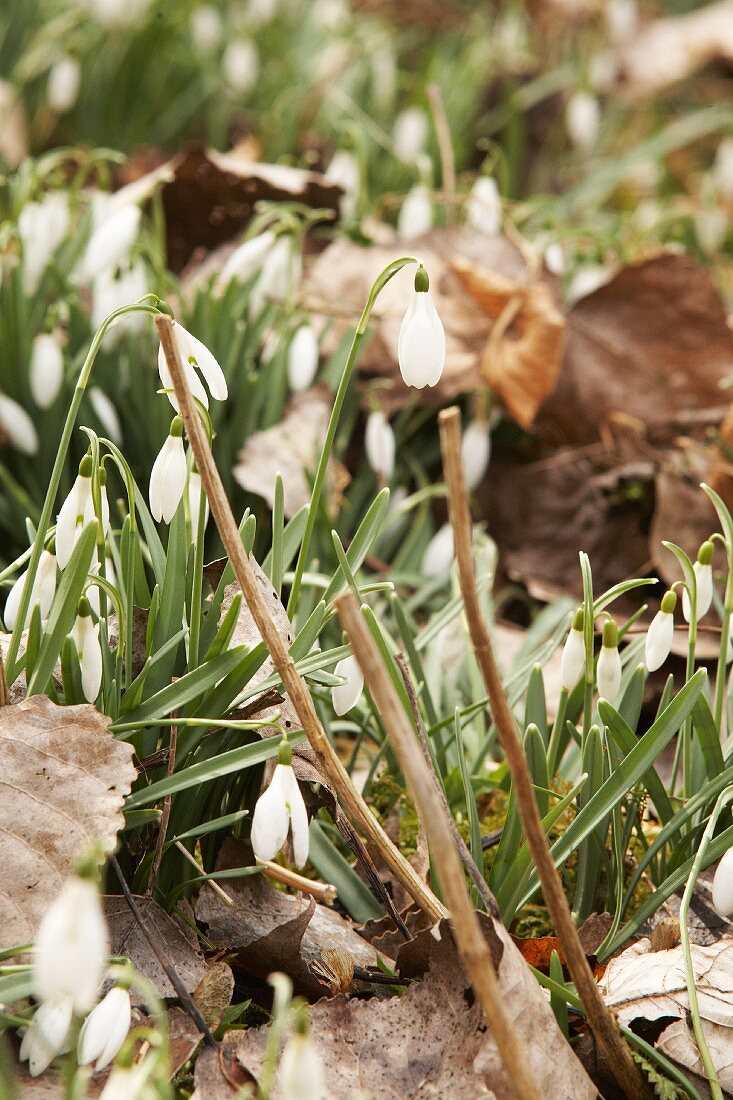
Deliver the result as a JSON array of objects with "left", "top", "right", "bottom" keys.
[
  {"left": 78, "top": 984, "right": 132, "bottom": 1071},
  {"left": 393, "top": 107, "right": 428, "bottom": 164},
  {"left": 645, "top": 590, "right": 677, "bottom": 672},
  {"left": 0, "top": 393, "right": 39, "bottom": 454},
  {"left": 279, "top": 1013, "right": 325, "bottom": 1100},
  {"left": 397, "top": 183, "right": 432, "bottom": 240},
  {"left": 466, "top": 176, "right": 502, "bottom": 237},
  {"left": 461, "top": 418, "right": 491, "bottom": 491},
  {"left": 287, "top": 324, "right": 319, "bottom": 392},
  {"left": 422, "top": 523, "right": 454, "bottom": 577},
  {"left": 71, "top": 596, "right": 102, "bottom": 702},
  {"left": 251, "top": 739, "right": 309, "bottom": 868},
  {"left": 223, "top": 39, "right": 259, "bottom": 93},
  {"left": 4, "top": 547, "right": 57, "bottom": 631},
  {"left": 682, "top": 540, "right": 714, "bottom": 623},
  {"left": 561, "top": 608, "right": 586, "bottom": 690},
  {"left": 332, "top": 654, "right": 364, "bottom": 715},
  {"left": 30, "top": 331, "right": 64, "bottom": 408},
  {"left": 565, "top": 91, "right": 600, "bottom": 151},
  {"left": 149, "top": 416, "right": 188, "bottom": 524},
  {"left": 325, "top": 149, "right": 360, "bottom": 223},
  {"left": 18, "top": 192, "right": 71, "bottom": 293},
  {"left": 47, "top": 56, "right": 81, "bottom": 113},
  {"left": 157, "top": 320, "right": 228, "bottom": 412},
  {"left": 398, "top": 265, "right": 445, "bottom": 388},
  {"left": 597, "top": 620, "right": 622, "bottom": 701},
  {"left": 365, "top": 408, "right": 395, "bottom": 483}
]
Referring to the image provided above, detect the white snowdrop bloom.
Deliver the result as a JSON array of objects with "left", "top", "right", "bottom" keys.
[
  {"left": 18, "top": 192, "right": 71, "bottom": 294},
  {"left": 0, "top": 395, "right": 38, "bottom": 455},
  {"left": 19, "top": 994, "right": 74, "bottom": 1077},
  {"left": 422, "top": 523, "right": 454, "bottom": 577},
  {"left": 287, "top": 324, "right": 319, "bottom": 392},
  {"left": 712, "top": 847, "right": 733, "bottom": 917},
  {"left": 47, "top": 56, "right": 80, "bottom": 112},
  {"left": 365, "top": 409, "right": 395, "bottom": 482},
  {"left": 250, "top": 235, "right": 302, "bottom": 318},
  {"left": 682, "top": 542, "right": 715, "bottom": 623},
  {"left": 157, "top": 321, "right": 228, "bottom": 412},
  {"left": 394, "top": 107, "right": 428, "bottom": 164},
  {"left": 217, "top": 230, "right": 276, "bottom": 290},
  {"left": 325, "top": 150, "right": 360, "bottom": 223},
  {"left": 565, "top": 92, "right": 600, "bottom": 151},
  {"left": 645, "top": 591, "right": 677, "bottom": 672},
  {"left": 461, "top": 420, "right": 491, "bottom": 491},
  {"left": 78, "top": 986, "right": 131, "bottom": 1071},
  {"left": 34, "top": 874, "right": 108, "bottom": 1012},
  {"left": 71, "top": 597, "right": 102, "bottom": 702},
  {"left": 91, "top": 261, "right": 148, "bottom": 334},
  {"left": 332, "top": 654, "right": 364, "bottom": 716},
  {"left": 561, "top": 610, "right": 586, "bottom": 691},
  {"left": 566, "top": 265, "right": 611, "bottom": 304},
  {"left": 397, "top": 184, "right": 433, "bottom": 240},
  {"left": 5, "top": 549, "right": 57, "bottom": 631},
  {"left": 544, "top": 242, "right": 565, "bottom": 276},
  {"left": 30, "top": 332, "right": 64, "bottom": 408},
  {"left": 251, "top": 747, "right": 309, "bottom": 868},
  {"left": 466, "top": 177, "right": 501, "bottom": 237},
  {"left": 223, "top": 39, "right": 259, "bottom": 94},
  {"left": 56, "top": 456, "right": 95, "bottom": 569},
  {"left": 78, "top": 204, "right": 141, "bottom": 283},
  {"left": 149, "top": 417, "right": 187, "bottom": 524},
  {"left": 715, "top": 137, "right": 733, "bottom": 200},
  {"left": 279, "top": 1027, "right": 325, "bottom": 1100},
  {"left": 697, "top": 206, "right": 727, "bottom": 255},
  {"left": 398, "top": 266, "right": 445, "bottom": 388},
  {"left": 605, "top": 0, "right": 638, "bottom": 44},
  {"left": 187, "top": 469, "right": 209, "bottom": 536},
  {"left": 190, "top": 5, "right": 223, "bottom": 51},
  {"left": 88, "top": 387, "right": 122, "bottom": 444},
  {"left": 597, "top": 620, "right": 622, "bottom": 702},
  {"left": 100, "top": 1062, "right": 153, "bottom": 1100}
]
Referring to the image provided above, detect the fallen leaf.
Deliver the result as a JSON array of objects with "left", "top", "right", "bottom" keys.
[
  {"left": 657, "top": 1017, "right": 733, "bottom": 1094},
  {"left": 649, "top": 464, "right": 721, "bottom": 589},
  {"left": 0, "top": 697, "right": 135, "bottom": 951},
  {"left": 193, "top": 961, "right": 235, "bottom": 1030},
  {"left": 105, "top": 895, "right": 207, "bottom": 1001},
  {"left": 616, "top": 0, "right": 733, "bottom": 95}
]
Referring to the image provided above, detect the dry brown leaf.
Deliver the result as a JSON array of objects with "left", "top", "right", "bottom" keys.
[
  {"left": 657, "top": 1017, "right": 733, "bottom": 1094},
  {"left": 616, "top": 0, "right": 733, "bottom": 95},
  {"left": 105, "top": 895, "right": 207, "bottom": 1001},
  {"left": 649, "top": 464, "right": 721, "bottom": 589},
  {"left": 0, "top": 697, "right": 135, "bottom": 951},
  {"left": 193, "top": 961, "right": 235, "bottom": 1031}
]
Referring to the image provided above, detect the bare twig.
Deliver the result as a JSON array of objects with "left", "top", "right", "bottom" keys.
[
  {"left": 438, "top": 406, "right": 650, "bottom": 1100},
  {"left": 155, "top": 315, "right": 446, "bottom": 926},
  {"left": 334, "top": 809, "right": 411, "bottom": 938},
  {"left": 426, "top": 83, "right": 456, "bottom": 225},
  {"left": 334, "top": 588, "right": 541, "bottom": 1100},
  {"left": 174, "top": 840, "right": 235, "bottom": 907},
  {"left": 256, "top": 858, "right": 337, "bottom": 904},
  {"left": 147, "top": 713, "right": 178, "bottom": 896}
]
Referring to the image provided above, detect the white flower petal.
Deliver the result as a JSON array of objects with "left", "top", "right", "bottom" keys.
[
  {"left": 79, "top": 204, "right": 141, "bottom": 283},
  {"left": 645, "top": 610, "right": 674, "bottom": 672},
  {"left": 176, "top": 324, "right": 228, "bottom": 401},
  {"left": 218, "top": 230, "right": 275, "bottom": 287},
  {"left": 461, "top": 421, "right": 491, "bottom": 490},
  {"left": 421, "top": 524, "right": 454, "bottom": 577},
  {"left": 251, "top": 767, "right": 290, "bottom": 862},
  {"left": 149, "top": 433, "right": 187, "bottom": 524},
  {"left": 597, "top": 645, "right": 622, "bottom": 702},
  {"left": 364, "top": 410, "right": 395, "bottom": 481},
  {"left": 287, "top": 325, "right": 319, "bottom": 392},
  {"left": 397, "top": 185, "right": 432, "bottom": 240},
  {"left": 466, "top": 177, "right": 501, "bottom": 236},
  {"left": 30, "top": 333, "right": 64, "bottom": 408},
  {"left": 0, "top": 395, "right": 38, "bottom": 454},
  {"left": 397, "top": 291, "right": 445, "bottom": 389},
  {"left": 283, "top": 766, "right": 309, "bottom": 869},
  {"left": 560, "top": 628, "right": 586, "bottom": 691},
  {"left": 78, "top": 987, "right": 131, "bottom": 1070},
  {"left": 20, "top": 995, "right": 73, "bottom": 1077},
  {"left": 712, "top": 847, "right": 733, "bottom": 917},
  {"left": 34, "top": 877, "right": 108, "bottom": 1012},
  {"left": 331, "top": 654, "right": 364, "bottom": 716}
]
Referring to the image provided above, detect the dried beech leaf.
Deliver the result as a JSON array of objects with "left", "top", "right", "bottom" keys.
[
  {"left": 616, "top": 0, "right": 733, "bottom": 95},
  {"left": 0, "top": 697, "right": 135, "bottom": 950},
  {"left": 649, "top": 465, "right": 720, "bottom": 589},
  {"left": 657, "top": 1017, "right": 733, "bottom": 1093},
  {"left": 193, "top": 961, "right": 235, "bottom": 1030},
  {"left": 105, "top": 895, "right": 207, "bottom": 1000}
]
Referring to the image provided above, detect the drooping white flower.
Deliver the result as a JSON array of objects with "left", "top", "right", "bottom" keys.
[
  {"left": 251, "top": 747, "right": 309, "bottom": 868},
  {"left": 365, "top": 409, "right": 395, "bottom": 482},
  {"left": 394, "top": 107, "right": 428, "bottom": 164},
  {"left": 19, "top": 994, "right": 74, "bottom": 1077},
  {"left": 78, "top": 986, "right": 132, "bottom": 1071},
  {"left": 461, "top": 420, "right": 491, "bottom": 491},
  {"left": 89, "top": 387, "right": 122, "bottom": 444},
  {"left": 91, "top": 261, "right": 148, "bottom": 334},
  {"left": 149, "top": 417, "right": 187, "bottom": 524},
  {"left": 645, "top": 590, "right": 677, "bottom": 672},
  {"left": 398, "top": 266, "right": 445, "bottom": 388},
  {"left": 56, "top": 455, "right": 96, "bottom": 569},
  {"left": 561, "top": 610, "right": 586, "bottom": 691},
  {"left": 287, "top": 324, "right": 319, "bottom": 392},
  {"left": 34, "top": 874, "right": 108, "bottom": 1012},
  {"left": 332, "top": 654, "right": 364, "bottom": 716},
  {"left": 544, "top": 242, "right": 566, "bottom": 276},
  {"left": 250, "top": 235, "right": 302, "bottom": 318},
  {"left": 5, "top": 549, "right": 57, "bottom": 631},
  {"left": 325, "top": 150, "right": 360, "bottom": 222},
  {"left": 682, "top": 541, "right": 714, "bottom": 623},
  {"left": 605, "top": 0, "right": 638, "bottom": 44},
  {"left": 30, "top": 332, "right": 64, "bottom": 408},
  {"left": 47, "top": 56, "right": 81, "bottom": 112},
  {"left": 466, "top": 177, "right": 501, "bottom": 237},
  {"left": 715, "top": 137, "right": 733, "bottom": 200},
  {"left": 279, "top": 1026, "right": 325, "bottom": 1100},
  {"left": 0, "top": 394, "right": 38, "bottom": 455},
  {"left": 712, "top": 847, "right": 733, "bottom": 917},
  {"left": 157, "top": 321, "right": 228, "bottom": 412},
  {"left": 597, "top": 620, "right": 622, "bottom": 702},
  {"left": 422, "top": 523, "right": 454, "bottom": 577},
  {"left": 100, "top": 1062, "right": 152, "bottom": 1100},
  {"left": 71, "top": 597, "right": 102, "bottom": 702},
  {"left": 18, "top": 192, "right": 71, "bottom": 294},
  {"left": 77, "top": 204, "right": 141, "bottom": 283},
  {"left": 223, "top": 39, "right": 259, "bottom": 93},
  {"left": 217, "top": 229, "right": 276, "bottom": 290},
  {"left": 565, "top": 91, "right": 600, "bottom": 151},
  {"left": 190, "top": 5, "right": 223, "bottom": 51},
  {"left": 397, "top": 184, "right": 432, "bottom": 240}
]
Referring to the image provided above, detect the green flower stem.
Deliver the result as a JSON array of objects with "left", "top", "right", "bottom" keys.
[
  {"left": 187, "top": 473, "right": 208, "bottom": 671},
  {"left": 714, "top": 593, "right": 733, "bottom": 735},
  {"left": 580, "top": 553, "right": 595, "bottom": 746},
  {"left": 546, "top": 686, "right": 568, "bottom": 778}
]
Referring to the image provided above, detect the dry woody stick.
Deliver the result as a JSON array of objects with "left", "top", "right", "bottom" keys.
[{"left": 438, "top": 405, "right": 649, "bottom": 1100}]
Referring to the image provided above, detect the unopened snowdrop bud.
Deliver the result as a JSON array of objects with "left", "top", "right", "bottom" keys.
[
  {"left": 78, "top": 985, "right": 131, "bottom": 1071},
  {"left": 56, "top": 454, "right": 95, "bottom": 568},
  {"left": 682, "top": 540, "right": 715, "bottom": 623},
  {"left": 287, "top": 324, "right": 319, "bottom": 392},
  {"left": 223, "top": 39, "right": 259, "bottom": 93},
  {"left": 251, "top": 740, "right": 309, "bottom": 868},
  {"left": 565, "top": 91, "right": 600, "bottom": 151},
  {"left": 0, "top": 394, "right": 38, "bottom": 455},
  {"left": 218, "top": 229, "right": 276, "bottom": 289},
  {"left": 190, "top": 5, "right": 223, "bottom": 51},
  {"left": 279, "top": 1017, "right": 325, "bottom": 1100},
  {"left": 597, "top": 620, "right": 622, "bottom": 701},
  {"left": 30, "top": 332, "right": 64, "bottom": 408},
  {"left": 325, "top": 150, "right": 360, "bottom": 222},
  {"left": 157, "top": 320, "right": 228, "bottom": 412},
  {"left": 398, "top": 266, "right": 445, "bottom": 388},
  {"left": 365, "top": 409, "right": 395, "bottom": 482},
  {"left": 34, "top": 872, "right": 108, "bottom": 1012},
  {"left": 466, "top": 177, "right": 501, "bottom": 237},
  {"left": 150, "top": 417, "right": 187, "bottom": 524},
  {"left": 397, "top": 184, "right": 432, "bottom": 240},
  {"left": 461, "top": 419, "right": 491, "bottom": 490},
  {"left": 89, "top": 387, "right": 122, "bottom": 444},
  {"left": 561, "top": 609, "right": 586, "bottom": 690},
  {"left": 71, "top": 596, "right": 102, "bottom": 702},
  {"left": 5, "top": 549, "right": 57, "bottom": 631},
  {"left": 394, "top": 107, "right": 428, "bottom": 164},
  {"left": 19, "top": 993, "right": 74, "bottom": 1077},
  {"left": 712, "top": 847, "right": 733, "bottom": 917},
  {"left": 422, "top": 523, "right": 454, "bottom": 576},
  {"left": 645, "top": 590, "right": 677, "bottom": 672},
  {"left": 332, "top": 653, "right": 364, "bottom": 715},
  {"left": 47, "top": 56, "right": 81, "bottom": 112},
  {"left": 78, "top": 204, "right": 141, "bottom": 283}
]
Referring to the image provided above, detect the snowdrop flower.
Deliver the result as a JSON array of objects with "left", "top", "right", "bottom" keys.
[
  {"left": 565, "top": 92, "right": 600, "bottom": 151},
  {"left": 250, "top": 235, "right": 302, "bottom": 318},
  {"left": 190, "top": 5, "right": 223, "bottom": 51},
  {"left": 682, "top": 541, "right": 714, "bottom": 623},
  {"left": 20, "top": 994, "right": 74, "bottom": 1077},
  {"left": 712, "top": 847, "right": 733, "bottom": 917},
  {"left": 544, "top": 242, "right": 566, "bottom": 276},
  {"left": 100, "top": 1062, "right": 153, "bottom": 1100},
  {"left": 18, "top": 192, "right": 70, "bottom": 294},
  {"left": 365, "top": 409, "right": 395, "bottom": 482},
  {"left": 5, "top": 549, "right": 57, "bottom": 631},
  {"left": 91, "top": 261, "right": 148, "bottom": 335},
  {"left": 77, "top": 204, "right": 141, "bottom": 283},
  {"left": 332, "top": 654, "right": 364, "bottom": 715},
  {"left": 71, "top": 596, "right": 102, "bottom": 702},
  {"left": 566, "top": 265, "right": 611, "bottom": 304},
  {"left": 187, "top": 467, "right": 208, "bottom": 536},
  {"left": 251, "top": 741, "right": 309, "bottom": 868},
  {"left": 30, "top": 331, "right": 64, "bottom": 408},
  {"left": 715, "top": 137, "right": 733, "bottom": 200},
  {"left": 325, "top": 150, "right": 360, "bottom": 222},
  {"left": 47, "top": 56, "right": 81, "bottom": 112},
  {"left": 287, "top": 324, "right": 319, "bottom": 392},
  {"left": 157, "top": 321, "right": 228, "bottom": 412},
  {"left": 645, "top": 590, "right": 677, "bottom": 672},
  {"left": 605, "top": 0, "right": 638, "bottom": 44},
  {"left": 422, "top": 523, "right": 454, "bottom": 576},
  {"left": 0, "top": 394, "right": 38, "bottom": 455},
  {"left": 217, "top": 229, "right": 275, "bottom": 290},
  {"left": 697, "top": 206, "right": 727, "bottom": 255},
  {"left": 398, "top": 266, "right": 445, "bottom": 388},
  {"left": 397, "top": 184, "right": 432, "bottom": 240},
  {"left": 89, "top": 387, "right": 122, "bottom": 444},
  {"left": 34, "top": 873, "right": 108, "bottom": 1012},
  {"left": 279, "top": 1019, "right": 324, "bottom": 1100},
  {"left": 78, "top": 986, "right": 132, "bottom": 1071},
  {"left": 597, "top": 620, "right": 622, "bottom": 702},
  {"left": 461, "top": 419, "right": 491, "bottom": 490},
  {"left": 56, "top": 456, "right": 95, "bottom": 568},
  {"left": 466, "top": 177, "right": 501, "bottom": 237},
  {"left": 394, "top": 107, "right": 428, "bottom": 164},
  {"left": 223, "top": 39, "right": 259, "bottom": 93},
  {"left": 149, "top": 417, "right": 187, "bottom": 524},
  {"left": 561, "top": 609, "right": 586, "bottom": 690}
]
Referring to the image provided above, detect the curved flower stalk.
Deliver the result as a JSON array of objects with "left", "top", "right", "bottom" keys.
[
  {"left": 645, "top": 590, "right": 677, "bottom": 671},
  {"left": 332, "top": 653, "right": 364, "bottom": 715},
  {"left": 149, "top": 416, "right": 187, "bottom": 523},
  {"left": 251, "top": 740, "right": 309, "bottom": 868},
  {"left": 398, "top": 266, "right": 445, "bottom": 389},
  {"left": 4, "top": 548, "right": 56, "bottom": 631},
  {"left": 157, "top": 321, "right": 228, "bottom": 413}
]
